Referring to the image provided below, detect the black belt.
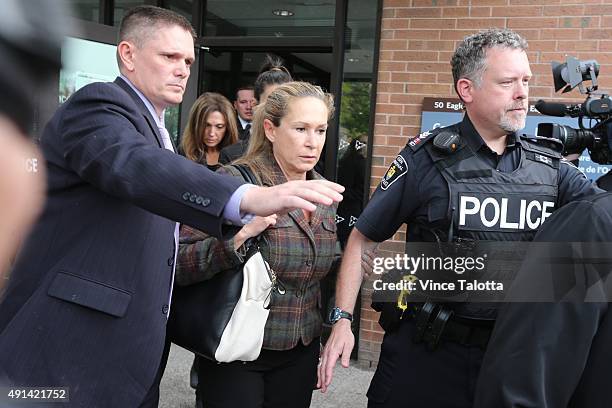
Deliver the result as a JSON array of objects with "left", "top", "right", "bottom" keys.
[{"left": 406, "top": 302, "right": 493, "bottom": 351}]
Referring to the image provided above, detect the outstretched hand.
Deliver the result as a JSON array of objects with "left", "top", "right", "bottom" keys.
[
  {"left": 240, "top": 179, "right": 344, "bottom": 217},
  {"left": 233, "top": 215, "right": 277, "bottom": 249}
]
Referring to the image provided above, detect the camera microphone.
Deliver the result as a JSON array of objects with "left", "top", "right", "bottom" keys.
[{"left": 535, "top": 100, "right": 569, "bottom": 117}]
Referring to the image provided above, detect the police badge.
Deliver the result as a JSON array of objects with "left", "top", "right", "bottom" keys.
[{"left": 381, "top": 155, "right": 408, "bottom": 190}]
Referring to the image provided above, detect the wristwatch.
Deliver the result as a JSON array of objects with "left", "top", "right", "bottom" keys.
[{"left": 329, "top": 307, "right": 353, "bottom": 324}]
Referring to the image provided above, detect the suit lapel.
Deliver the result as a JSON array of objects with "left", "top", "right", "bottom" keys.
[
  {"left": 287, "top": 208, "right": 316, "bottom": 246},
  {"left": 308, "top": 203, "right": 326, "bottom": 229},
  {"left": 114, "top": 77, "right": 165, "bottom": 149}
]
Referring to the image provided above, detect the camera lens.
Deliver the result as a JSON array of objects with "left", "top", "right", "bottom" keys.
[{"left": 537, "top": 123, "right": 595, "bottom": 155}]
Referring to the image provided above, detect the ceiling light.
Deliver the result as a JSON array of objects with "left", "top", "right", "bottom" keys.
[
  {"left": 273, "top": 9, "right": 294, "bottom": 17},
  {"left": 299, "top": 1, "right": 334, "bottom": 5}
]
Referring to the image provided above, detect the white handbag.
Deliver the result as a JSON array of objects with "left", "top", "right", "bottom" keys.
[
  {"left": 214, "top": 247, "right": 281, "bottom": 362},
  {"left": 168, "top": 165, "right": 285, "bottom": 362}
]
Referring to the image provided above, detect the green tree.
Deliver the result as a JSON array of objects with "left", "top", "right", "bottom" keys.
[
  {"left": 340, "top": 82, "right": 371, "bottom": 141},
  {"left": 165, "top": 105, "right": 180, "bottom": 144}
]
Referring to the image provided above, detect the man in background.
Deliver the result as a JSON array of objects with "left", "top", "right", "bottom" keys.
[{"left": 233, "top": 85, "right": 256, "bottom": 140}]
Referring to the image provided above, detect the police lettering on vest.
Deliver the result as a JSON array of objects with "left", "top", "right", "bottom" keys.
[{"left": 458, "top": 193, "right": 555, "bottom": 231}]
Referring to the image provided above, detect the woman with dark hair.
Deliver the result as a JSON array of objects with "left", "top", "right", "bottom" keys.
[
  {"left": 177, "top": 81, "right": 337, "bottom": 408},
  {"left": 181, "top": 92, "right": 238, "bottom": 171}
]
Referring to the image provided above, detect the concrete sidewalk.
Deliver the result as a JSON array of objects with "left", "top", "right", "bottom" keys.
[{"left": 160, "top": 344, "right": 375, "bottom": 408}]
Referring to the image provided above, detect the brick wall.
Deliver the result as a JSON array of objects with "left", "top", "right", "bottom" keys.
[{"left": 358, "top": 0, "right": 612, "bottom": 367}]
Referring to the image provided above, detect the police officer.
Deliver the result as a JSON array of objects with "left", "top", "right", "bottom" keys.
[{"left": 317, "top": 28, "right": 603, "bottom": 407}]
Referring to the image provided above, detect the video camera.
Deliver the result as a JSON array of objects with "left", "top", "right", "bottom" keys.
[{"left": 536, "top": 56, "right": 612, "bottom": 164}]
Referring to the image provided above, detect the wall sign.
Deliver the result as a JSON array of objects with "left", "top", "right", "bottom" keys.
[{"left": 420, "top": 97, "right": 611, "bottom": 181}]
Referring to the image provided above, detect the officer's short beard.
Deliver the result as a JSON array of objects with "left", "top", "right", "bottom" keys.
[{"left": 499, "top": 109, "right": 526, "bottom": 134}]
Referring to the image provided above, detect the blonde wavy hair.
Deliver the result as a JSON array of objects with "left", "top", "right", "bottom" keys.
[
  {"left": 234, "top": 81, "right": 334, "bottom": 184},
  {"left": 181, "top": 92, "right": 238, "bottom": 164}
]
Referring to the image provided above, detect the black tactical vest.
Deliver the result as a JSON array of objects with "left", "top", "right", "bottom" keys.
[{"left": 409, "top": 125, "right": 562, "bottom": 318}]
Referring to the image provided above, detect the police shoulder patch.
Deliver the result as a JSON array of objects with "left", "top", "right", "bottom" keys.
[
  {"left": 381, "top": 154, "right": 408, "bottom": 191},
  {"left": 408, "top": 128, "right": 438, "bottom": 151}
]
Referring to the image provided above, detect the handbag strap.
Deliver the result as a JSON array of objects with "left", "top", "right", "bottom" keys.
[
  {"left": 231, "top": 163, "right": 285, "bottom": 297},
  {"left": 230, "top": 163, "right": 264, "bottom": 248},
  {"left": 233, "top": 164, "right": 259, "bottom": 186}
]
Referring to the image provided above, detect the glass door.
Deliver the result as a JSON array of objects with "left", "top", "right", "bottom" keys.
[{"left": 198, "top": 50, "right": 332, "bottom": 100}]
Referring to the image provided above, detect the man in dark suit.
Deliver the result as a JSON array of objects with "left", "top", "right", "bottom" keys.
[
  {"left": 218, "top": 87, "right": 256, "bottom": 164},
  {"left": 0, "top": 6, "right": 343, "bottom": 408},
  {"left": 218, "top": 87, "right": 255, "bottom": 164},
  {"left": 233, "top": 86, "right": 255, "bottom": 141}
]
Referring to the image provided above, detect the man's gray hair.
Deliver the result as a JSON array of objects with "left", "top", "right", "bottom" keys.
[{"left": 451, "top": 28, "right": 528, "bottom": 91}]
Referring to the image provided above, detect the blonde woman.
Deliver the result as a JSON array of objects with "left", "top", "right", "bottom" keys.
[{"left": 177, "top": 82, "right": 337, "bottom": 408}]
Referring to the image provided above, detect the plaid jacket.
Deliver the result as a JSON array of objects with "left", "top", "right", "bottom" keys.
[{"left": 176, "top": 156, "right": 338, "bottom": 351}]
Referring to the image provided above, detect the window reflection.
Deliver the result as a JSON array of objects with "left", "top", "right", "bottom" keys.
[
  {"left": 337, "top": 81, "right": 370, "bottom": 248},
  {"left": 200, "top": 51, "right": 331, "bottom": 101},
  {"left": 113, "top": 1, "right": 147, "bottom": 25},
  {"left": 335, "top": 0, "right": 377, "bottom": 246},
  {"left": 164, "top": 0, "right": 194, "bottom": 23},
  {"left": 67, "top": 0, "right": 100, "bottom": 23}
]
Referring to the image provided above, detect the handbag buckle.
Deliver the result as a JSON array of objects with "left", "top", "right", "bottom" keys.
[{"left": 265, "top": 263, "right": 286, "bottom": 295}]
